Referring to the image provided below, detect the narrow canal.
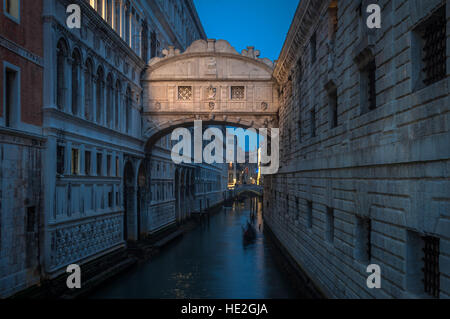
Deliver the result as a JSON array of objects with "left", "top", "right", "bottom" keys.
[{"left": 91, "top": 197, "right": 301, "bottom": 298}]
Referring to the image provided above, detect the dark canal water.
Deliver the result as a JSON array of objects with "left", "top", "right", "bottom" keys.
[{"left": 91, "top": 197, "right": 301, "bottom": 299}]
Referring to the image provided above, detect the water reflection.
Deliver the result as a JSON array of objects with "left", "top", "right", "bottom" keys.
[{"left": 91, "top": 197, "right": 300, "bottom": 299}]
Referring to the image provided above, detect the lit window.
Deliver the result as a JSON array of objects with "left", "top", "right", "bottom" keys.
[
  {"left": 4, "top": 0, "right": 19, "bottom": 22},
  {"left": 71, "top": 149, "right": 80, "bottom": 175}
]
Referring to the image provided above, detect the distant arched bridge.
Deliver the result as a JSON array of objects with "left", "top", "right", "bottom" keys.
[{"left": 233, "top": 184, "right": 263, "bottom": 197}]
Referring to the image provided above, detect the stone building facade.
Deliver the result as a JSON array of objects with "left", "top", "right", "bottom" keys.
[
  {"left": 265, "top": 0, "right": 450, "bottom": 298},
  {"left": 0, "top": 0, "right": 44, "bottom": 297},
  {"left": 0, "top": 0, "right": 228, "bottom": 297}
]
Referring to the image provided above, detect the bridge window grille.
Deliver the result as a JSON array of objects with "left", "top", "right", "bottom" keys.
[
  {"left": 178, "top": 86, "right": 192, "bottom": 101},
  {"left": 422, "top": 236, "right": 440, "bottom": 298},
  {"left": 231, "top": 86, "right": 245, "bottom": 100},
  {"left": 422, "top": 7, "right": 446, "bottom": 86}
]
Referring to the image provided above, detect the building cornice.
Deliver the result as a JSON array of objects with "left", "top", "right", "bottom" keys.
[
  {"left": 56, "top": 0, "right": 146, "bottom": 69},
  {"left": 273, "top": 0, "right": 328, "bottom": 85}
]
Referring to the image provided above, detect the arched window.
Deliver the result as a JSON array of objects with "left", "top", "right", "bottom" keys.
[
  {"left": 84, "top": 59, "right": 94, "bottom": 120},
  {"left": 71, "top": 49, "right": 82, "bottom": 116},
  {"left": 56, "top": 39, "right": 68, "bottom": 110},
  {"left": 125, "top": 86, "right": 131, "bottom": 133},
  {"left": 106, "top": 74, "right": 113, "bottom": 127},
  {"left": 115, "top": 80, "right": 121, "bottom": 130},
  {"left": 96, "top": 67, "right": 105, "bottom": 124}
]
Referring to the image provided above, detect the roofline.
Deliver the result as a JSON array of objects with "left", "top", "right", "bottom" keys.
[{"left": 185, "top": 0, "right": 208, "bottom": 40}]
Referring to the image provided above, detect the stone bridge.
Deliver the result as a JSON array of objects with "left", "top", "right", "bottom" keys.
[
  {"left": 141, "top": 39, "right": 279, "bottom": 150},
  {"left": 233, "top": 184, "right": 263, "bottom": 197}
]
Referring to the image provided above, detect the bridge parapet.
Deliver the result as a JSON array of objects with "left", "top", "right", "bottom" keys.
[
  {"left": 142, "top": 39, "right": 279, "bottom": 143},
  {"left": 234, "top": 184, "right": 263, "bottom": 197}
]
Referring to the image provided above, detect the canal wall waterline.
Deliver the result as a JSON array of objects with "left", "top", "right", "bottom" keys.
[
  {"left": 10, "top": 200, "right": 228, "bottom": 299},
  {"left": 263, "top": 223, "right": 326, "bottom": 299}
]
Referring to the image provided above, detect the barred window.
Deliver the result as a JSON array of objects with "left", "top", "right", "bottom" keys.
[
  {"left": 422, "top": 7, "right": 446, "bottom": 86},
  {"left": 423, "top": 236, "right": 440, "bottom": 298},
  {"left": 231, "top": 86, "right": 245, "bottom": 100},
  {"left": 367, "top": 60, "right": 376, "bottom": 111},
  {"left": 178, "top": 86, "right": 192, "bottom": 101},
  {"left": 355, "top": 217, "right": 371, "bottom": 262},
  {"left": 360, "top": 59, "right": 377, "bottom": 114}
]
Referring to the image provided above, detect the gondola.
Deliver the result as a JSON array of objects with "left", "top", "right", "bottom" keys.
[{"left": 242, "top": 221, "right": 256, "bottom": 244}]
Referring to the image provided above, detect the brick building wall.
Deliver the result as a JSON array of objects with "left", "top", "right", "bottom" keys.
[
  {"left": 0, "top": 0, "right": 43, "bottom": 126},
  {"left": 266, "top": 0, "right": 450, "bottom": 298},
  {"left": 0, "top": 0, "right": 44, "bottom": 297}
]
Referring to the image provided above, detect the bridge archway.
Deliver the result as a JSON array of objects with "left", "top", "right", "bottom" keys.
[{"left": 140, "top": 39, "right": 280, "bottom": 233}]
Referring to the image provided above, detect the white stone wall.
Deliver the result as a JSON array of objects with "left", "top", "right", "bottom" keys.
[
  {"left": 40, "top": 0, "right": 209, "bottom": 276},
  {"left": 0, "top": 131, "right": 43, "bottom": 297},
  {"left": 267, "top": 0, "right": 450, "bottom": 298}
]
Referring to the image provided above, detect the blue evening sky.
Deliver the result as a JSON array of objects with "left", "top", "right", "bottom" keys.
[
  {"left": 193, "top": 0, "right": 300, "bottom": 62},
  {"left": 194, "top": 0, "right": 299, "bottom": 152}
]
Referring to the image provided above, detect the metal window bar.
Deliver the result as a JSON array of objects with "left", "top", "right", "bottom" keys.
[
  {"left": 367, "top": 60, "right": 376, "bottom": 110},
  {"left": 422, "top": 236, "right": 440, "bottom": 298},
  {"left": 422, "top": 9, "right": 446, "bottom": 86}
]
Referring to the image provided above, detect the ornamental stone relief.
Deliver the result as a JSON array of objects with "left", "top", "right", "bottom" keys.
[{"left": 49, "top": 215, "right": 123, "bottom": 270}]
